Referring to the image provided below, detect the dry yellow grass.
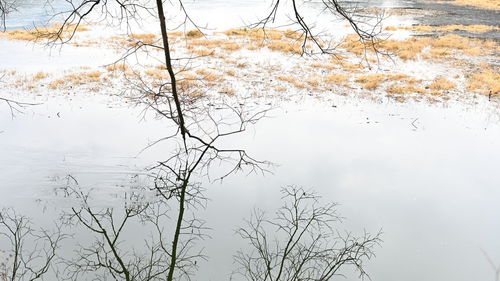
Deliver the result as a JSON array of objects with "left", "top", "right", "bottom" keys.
[
  {"left": 429, "top": 34, "right": 469, "bottom": 49},
  {"left": 105, "top": 64, "right": 129, "bottom": 72},
  {"left": 178, "top": 79, "right": 195, "bottom": 92},
  {"left": 186, "top": 89, "right": 205, "bottom": 98},
  {"left": 386, "top": 74, "right": 412, "bottom": 81},
  {"left": 235, "top": 62, "right": 247, "bottom": 69},
  {"left": 340, "top": 34, "right": 367, "bottom": 56},
  {"left": 0, "top": 23, "right": 89, "bottom": 42},
  {"left": 293, "top": 82, "right": 307, "bottom": 89},
  {"left": 179, "top": 73, "right": 197, "bottom": 80},
  {"left": 223, "top": 28, "right": 304, "bottom": 54},
  {"left": 277, "top": 76, "right": 297, "bottom": 83},
  {"left": 33, "top": 72, "right": 48, "bottom": 80},
  {"left": 130, "top": 33, "right": 156, "bottom": 44},
  {"left": 306, "top": 78, "right": 320, "bottom": 87},
  {"left": 354, "top": 73, "right": 418, "bottom": 90},
  {"left": 277, "top": 75, "right": 312, "bottom": 89},
  {"left": 49, "top": 79, "right": 65, "bottom": 89},
  {"left": 224, "top": 28, "right": 302, "bottom": 41},
  {"left": 375, "top": 34, "right": 497, "bottom": 60},
  {"left": 428, "top": 48, "right": 454, "bottom": 58},
  {"left": 462, "top": 47, "right": 481, "bottom": 56},
  {"left": 451, "top": 0, "right": 500, "bottom": 10},
  {"left": 379, "top": 37, "right": 429, "bottom": 60},
  {"left": 221, "top": 42, "right": 241, "bottom": 51},
  {"left": 324, "top": 74, "right": 349, "bottom": 86},
  {"left": 63, "top": 71, "right": 103, "bottom": 87},
  {"left": 387, "top": 24, "right": 500, "bottom": 33},
  {"left": 190, "top": 48, "right": 215, "bottom": 56},
  {"left": 384, "top": 26, "right": 399, "bottom": 31},
  {"left": 155, "top": 64, "right": 170, "bottom": 70},
  {"left": 429, "top": 76, "right": 455, "bottom": 91},
  {"left": 386, "top": 84, "right": 427, "bottom": 94},
  {"left": 196, "top": 69, "right": 221, "bottom": 81},
  {"left": 144, "top": 69, "right": 168, "bottom": 79},
  {"left": 267, "top": 40, "right": 302, "bottom": 54},
  {"left": 339, "top": 61, "right": 365, "bottom": 71},
  {"left": 168, "top": 31, "right": 183, "bottom": 37},
  {"left": 355, "top": 74, "right": 386, "bottom": 90},
  {"left": 188, "top": 39, "right": 224, "bottom": 48},
  {"left": 188, "top": 39, "right": 239, "bottom": 52},
  {"left": 275, "top": 86, "right": 287, "bottom": 92},
  {"left": 221, "top": 86, "right": 236, "bottom": 95},
  {"left": 186, "top": 30, "right": 203, "bottom": 38},
  {"left": 246, "top": 44, "right": 260, "bottom": 51},
  {"left": 467, "top": 69, "right": 500, "bottom": 94},
  {"left": 310, "top": 62, "right": 337, "bottom": 70},
  {"left": 224, "top": 70, "right": 236, "bottom": 76}
]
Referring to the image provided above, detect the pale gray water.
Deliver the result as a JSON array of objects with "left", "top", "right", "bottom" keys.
[
  {"left": 1, "top": 0, "right": 500, "bottom": 281},
  {"left": 1, "top": 94, "right": 499, "bottom": 281}
]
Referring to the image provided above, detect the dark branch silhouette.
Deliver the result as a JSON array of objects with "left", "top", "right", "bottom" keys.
[
  {"left": 0, "top": 0, "right": 16, "bottom": 31},
  {"left": 0, "top": 208, "right": 65, "bottom": 281},
  {"left": 250, "top": 0, "right": 384, "bottom": 55},
  {"left": 57, "top": 175, "right": 208, "bottom": 281},
  {"left": 234, "top": 186, "right": 382, "bottom": 281},
  {"left": 1, "top": 2, "right": 385, "bottom": 281}
]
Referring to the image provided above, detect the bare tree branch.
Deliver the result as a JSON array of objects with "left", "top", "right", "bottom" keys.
[
  {"left": 234, "top": 186, "right": 382, "bottom": 281},
  {"left": 0, "top": 0, "right": 16, "bottom": 31},
  {"left": 0, "top": 208, "right": 65, "bottom": 281}
]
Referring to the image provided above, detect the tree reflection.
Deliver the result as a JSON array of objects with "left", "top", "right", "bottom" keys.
[
  {"left": 0, "top": 0, "right": 385, "bottom": 278},
  {"left": 50, "top": 99, "right": 273, "bottom": 281},
  {"left": 0, "top": 208, "right": 65, "bottom": 281},
  {"left": 234, "top": 186, "right": 381, "bottom": 281}
]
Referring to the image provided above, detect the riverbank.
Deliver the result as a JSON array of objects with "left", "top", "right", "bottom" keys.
[{"left": 0, "top": 23, "right": 499, "bottom": 108}]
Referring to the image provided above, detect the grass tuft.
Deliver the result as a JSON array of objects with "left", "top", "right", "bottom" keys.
[
  {"left": 429, "top": 76, "right": 455, "bottom": 91},
  {"left": 386, "top": 84, "right": 426, "bottom": 94},
  {"left": 144, "top": 69, "right": 168, "bottom": 79},
  {"left": 324, "top": 74, "right": 349, "bottom": 86},
  {"left": 0, "top": 23, "right": 89, "bottom": 42},
  {"left": 467, "top": 69, "right": 499, "bottom": 94},
  {"left": 33, "top": 72, "right": 48, "bottom": 80},
  {"left": 186, "top": 30, "right": 203, "bottom": 38},
  {"left": 355, "top": 74, "right": 386, "bottom": 90}
]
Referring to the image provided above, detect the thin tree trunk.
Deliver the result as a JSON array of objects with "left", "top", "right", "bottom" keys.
[
  {"left": 155, "top": 0, "right": 187, "bottom": 140},
  {"left": 166, "top": 181, "right": 188, "bottom": 281}
]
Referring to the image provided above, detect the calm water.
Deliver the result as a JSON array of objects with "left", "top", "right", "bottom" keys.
[
  {"left": 1, "top": 1, "right": 500, "bottom": 281},
  {"left": 1, "top": 95, "right": 499, "bottom": 281}
]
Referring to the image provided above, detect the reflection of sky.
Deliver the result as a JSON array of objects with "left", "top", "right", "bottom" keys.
[
  {"left": 200, "top": 99, "right": 500, "bottom": 281},
  {"left": 1, "top": 95, "right": 499, "bottom": 281}
]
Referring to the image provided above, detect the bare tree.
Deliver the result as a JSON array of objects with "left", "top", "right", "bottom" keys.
[
  {"left": 0, "top": 0, "right": 16, "bottom": 31},
  {"left": 55, "top": 99, "right": 271, "bottom": 281},
  {"left": 0, "top": 208, "right": 65, "bottom": 281},
  {"left": 0, "top": 96, "right": 37, "bottom": 119},
  {"left": 7, "top": 1, "right": 384, "bottom": 280},
  {"left": 241, "top": 0, "right": 386, "bottom": 57},
  {"left": 234, "top": 186, "right": 382, "bottom": 281},
  {"left": 57, "top": 175, "right": 207, "bottom": 281}
]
